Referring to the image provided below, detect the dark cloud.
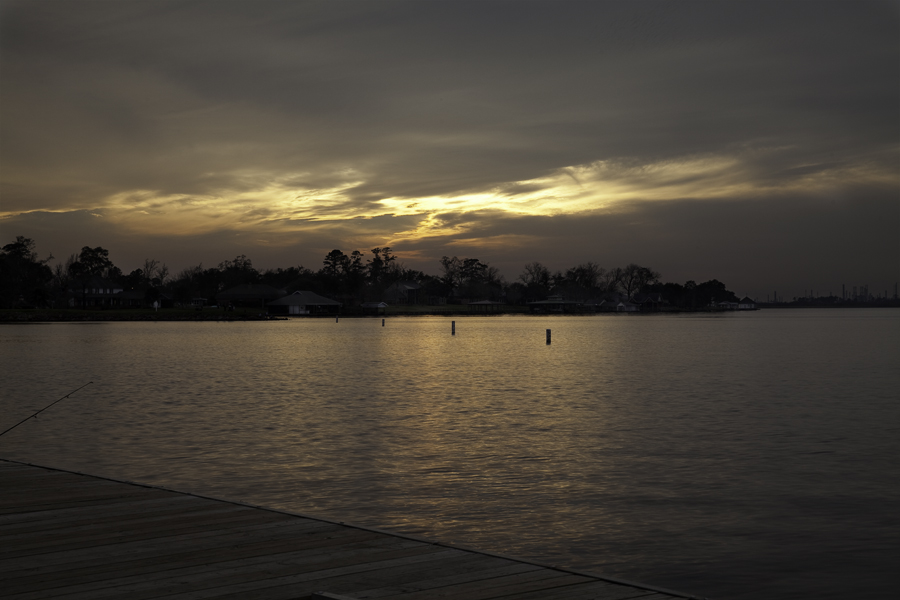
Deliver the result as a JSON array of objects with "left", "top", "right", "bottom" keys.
[
  {"left": 395, "top": 186, "right": 899, "bottom": 299},
  {"left": 1, "top": 0, "right": 897, "bottom": 293},
  {"left": 6, "top": 182, "right": 895, "bottom": 301}
]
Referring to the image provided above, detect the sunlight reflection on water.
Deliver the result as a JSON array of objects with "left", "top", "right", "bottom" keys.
[{"left": 1, "top": 311, "right": 899, "bottom": 599}]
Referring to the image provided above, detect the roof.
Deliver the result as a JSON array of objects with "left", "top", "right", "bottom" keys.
[
  {"left": 739, "top": 296, "right": 755, "bottom": 303},
  {"left": 267, "top": 290, "right": 340, "bottom": 306},
  {"left": 528, "top": 296, "right": 582, "bottom": 305},
  {"left": 633, "top": 293, "right": 664, "bottom": 303},
  {"left": 117, "top": 290, "right": 146, "bottom": 300},
  {"left": 386, "top": 281, "right": 421, "bottom": 291},
  {"left": 216, "top": 284, "right": 286, "bottom": 302},
  {"left": 75, "top": 275, "right": 122, "bottom": 289}
]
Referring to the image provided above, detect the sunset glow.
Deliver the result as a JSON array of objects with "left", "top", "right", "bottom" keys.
[{"left": 1, "top": 0, "right": 896, "bottom": 296}]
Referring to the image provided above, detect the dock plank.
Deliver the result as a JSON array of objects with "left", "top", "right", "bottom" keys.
[
  {"left": 350, "top": 561, "right": 546, "bottom": 598},
  {"left": 2, "top": 530, "right": 419, "bottom": 593},
  {"left": 4, "top": 541, "right": 444, "bottom": 599},
  {"left": 0, "top": 519, "right": 332, "bottom": 573},
  {"left": 1, "top": 459, "right": 701, "bottom": 600}
]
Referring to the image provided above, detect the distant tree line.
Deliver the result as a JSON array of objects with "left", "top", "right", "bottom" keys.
[{"left": 1, "top": 235, "right": 742, "bottom": 309}]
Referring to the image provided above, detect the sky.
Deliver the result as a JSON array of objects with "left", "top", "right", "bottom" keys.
[{"left": 1, "top": 0, "right": 898, "bottom": 299}]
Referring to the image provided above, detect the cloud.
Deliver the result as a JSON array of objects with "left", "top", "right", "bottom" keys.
[{"left": 1, "top": 0, "right": 897, "bottom": 296}]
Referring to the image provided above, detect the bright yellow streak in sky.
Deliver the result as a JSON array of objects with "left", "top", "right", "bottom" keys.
[{"left": 6, "top": 152, "right": 893, "bottom": 244}]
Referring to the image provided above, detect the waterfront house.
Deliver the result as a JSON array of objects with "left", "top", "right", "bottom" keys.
[
  {"left": 738, "top": 296, "right": 757, "bottom": 310},
  {"left": 580, "top": 298, "right": 606, "bottom": 312},
  {"left": 267, "top": 290, "right": 341, "bottom": 315},
  {"left": 360, "top": 301, "right": 388, "bottom": 314},
  {"left": 116, "top": 289, "right": 146, "bottom": 308},
  {"left": 633, "top": 292, "right": 666, "bottom": 312},
  {"left": 69, "top": 276, "right": 124, "bottom": 308},
  {"left": 383, "top": 281, "right": 422, "bottom": 304},
  {"left": 468, "top": 299, "right": 504, "bottom": 312},
  {"left": 528, "top": 295, "right": 583, "bottom": 313},
  {"left": 216, "top": 284, "right": 287, "bottom": 309},
  {"left": 616, "top": 300, "right": 640, "bottom": 312}
]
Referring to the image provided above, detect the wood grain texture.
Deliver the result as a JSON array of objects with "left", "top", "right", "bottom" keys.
[{"left": 0, "top": 460, "right": 702, "bottom": 599}]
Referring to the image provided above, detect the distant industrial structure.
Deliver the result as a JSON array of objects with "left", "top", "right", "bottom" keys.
[{"left": 762, "top": 282, "right": 899, "bottom": 307}]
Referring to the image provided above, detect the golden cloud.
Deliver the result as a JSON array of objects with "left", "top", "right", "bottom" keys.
[{"left": 5, "top": 151, "right": 894, "bottom": 244}]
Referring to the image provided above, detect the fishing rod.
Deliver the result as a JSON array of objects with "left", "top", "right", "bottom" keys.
[{"left": 0, "top": 382, "right": 93, "bottom": 439}]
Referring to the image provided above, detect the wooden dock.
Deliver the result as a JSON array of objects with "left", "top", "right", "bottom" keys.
[{"left": 1, "top": 459, "right": 701, "bottom": 599}]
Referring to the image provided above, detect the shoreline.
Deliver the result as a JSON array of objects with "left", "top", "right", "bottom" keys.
[{"left": 2, "top": 305, "right": 896, "bottom": 322}]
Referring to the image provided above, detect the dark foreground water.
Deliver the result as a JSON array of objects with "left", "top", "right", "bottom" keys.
[{"left": 1, "top": 309, "right": 898, "bottom": 599}]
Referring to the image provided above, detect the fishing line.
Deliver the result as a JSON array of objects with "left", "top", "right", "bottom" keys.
[{"left": 0, "top": 382, "right": 93, "bottom": 439}]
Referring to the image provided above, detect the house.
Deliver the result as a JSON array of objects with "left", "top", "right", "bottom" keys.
[
  {"left": 596, "top": 293, "right": 629, "bottom": 312},
  {"left": 528, "top": 295, "right": 583, "bottom": 313},
  {"left": 69, "top": 276, "right": 124, "bottom": 308},
  {"left": 360, "top": 301, "right": 388, "bottom": 314},
  {"left": 581, "top": 299, "right": 606, "bottom": 312},
  {"left": 468, "top": 300, "right": 504, "bottom": 312},
  {"left": 267, "top": 290, "right": 341, "bottom": 315},
  {"left": 383, "top": 281, "right": 422, "bottom": 304},
  {"left": 738, "top": 296, "right": 757, "bottom": 310},
  {"left": 116, "top": 289, "right": 147, "bottom": 308},
  {"left": 216, "top": 284, "right": 287, "bottom": 309},
  {"left": 616, "top": 301, "right": 640, "bottom": 312},
  {"left": 717, "top": 300, "right": 739, "bottom": 310},
  {"left": 633, "top": 293, "right": 666, "bottom": 312}
]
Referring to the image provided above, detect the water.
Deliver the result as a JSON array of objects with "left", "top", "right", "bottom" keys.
[{"left": 1, "top": 310, "right": 898, "bottom": 599}]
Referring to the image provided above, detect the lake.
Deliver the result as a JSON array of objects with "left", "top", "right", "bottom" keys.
[{"left": 1, "top": 309, "right": 898, "bottom": 599}]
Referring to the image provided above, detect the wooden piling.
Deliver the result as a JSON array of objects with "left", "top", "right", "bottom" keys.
[
  {"left": 547, "top": 329, "right": 551, "bottom": 344},
  {"left": 382, "top": 318, "right": 385, "bottom": 327},
  {"left": 452, "top": 320, "right": 456, "bottom": 335}
]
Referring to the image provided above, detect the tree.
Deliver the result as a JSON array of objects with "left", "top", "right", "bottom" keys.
[
  {"left": 483, "top": 265, "right": 503, "bottom": 287},
  {"left": 566, "top": 262, "right": 602, "bottom": 290},
  {"left": 218, "top": 255, "right": 258, "bottom": 288},
  {"left": 78, "top": 246, "right": 114, "bottom": 277},
  {"left": 142, "top": 259, "right": 160, "bottom": 282},
  {"left": 519, "top": 262, "right": 551, "bottom": 288},
  {"left": 368, "top": 247, "right": 396, "bottom": 285},
  {"left": 505, "top": 281, "right": 526, "bottom": 304},
  {"left": 2, "top": 236, "right": 40, "bottom": 262},
  {"left": 439, "top": 256, "right": 462, "bottom": 290},
  {"left": 600, "top": 267, "right": 623, "bottom": 293},
  {"left": 693, "top": 279, "right": 738, "bottom": 306},
  {"left": 347, "top": 251, "right": 365, "bottom": 278},
  {"left": 0, "top": 236, "right": 53, "bottom": 308},
  {"left": 123, "top": 268, "right": 144, "bottom": 290},
  {"left": 136, "top": 258, "right": 168, "bottom": 287},
  {"left": 619, "top": 264, "right": 660, "bottom": 299},
  {"left": 344, "top": 250, "right": 367, "bottom": 297},
  {"left": 437, "top": 256, "right": 498, "bottom": 300},
  {"left": 322, "top": 249, "right": 349, "bottom": 278},
  {"left": 519, "top": 262, "right": 551, "bottom": 301},
  {"left": 460, "top": 258, "right": 487, "bottom": 284}
]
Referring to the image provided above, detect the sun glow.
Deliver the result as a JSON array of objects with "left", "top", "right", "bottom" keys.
[{"left": 7, "top": 151, "right": 892, "bottom": 244}]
